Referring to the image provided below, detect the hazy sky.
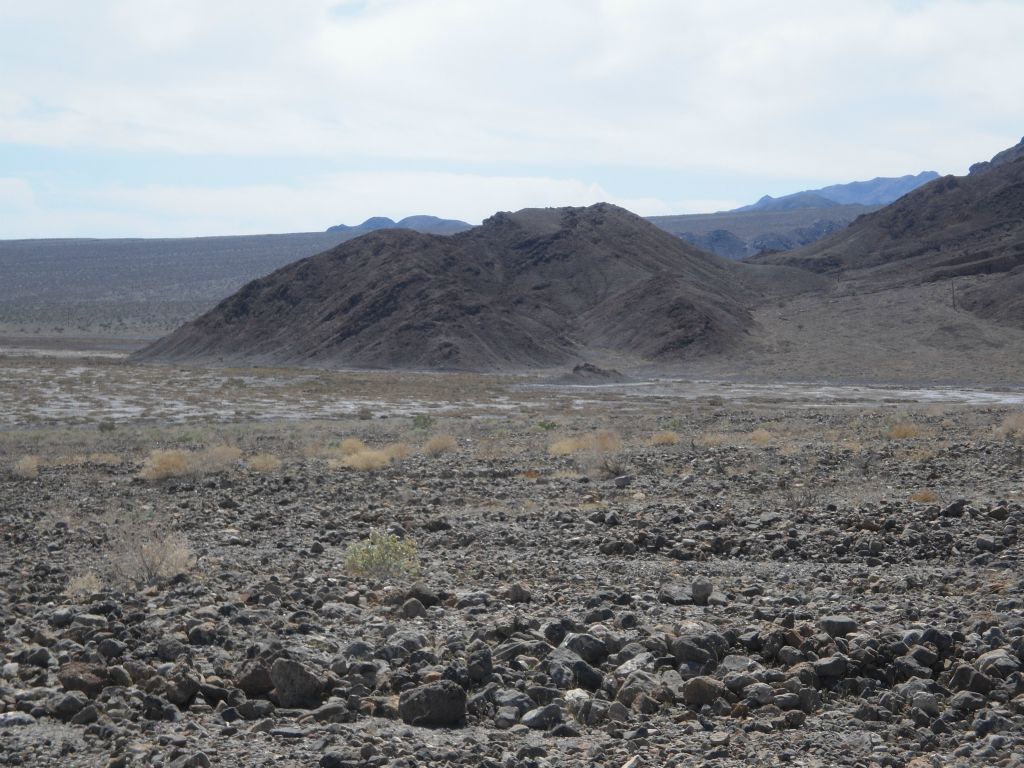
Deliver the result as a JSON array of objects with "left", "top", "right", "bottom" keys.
[{"left": 2, "top": 0, "right": 1023, "bottom": 238}]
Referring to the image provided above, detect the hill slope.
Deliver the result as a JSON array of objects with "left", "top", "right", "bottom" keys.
[
  {"left": 649, "top": 205, "right": 875, "bottom": 259},
  {"left": 752, "top": 137, "right": 1024, "bottom": 330},
  {"left": 133, "top": 204, "right": 770, "bottom": 371}
]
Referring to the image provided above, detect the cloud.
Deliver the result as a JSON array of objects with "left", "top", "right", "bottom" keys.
[
  {"left": 1, "top": 1, "right": 1023, "bottom": 236},
  {"left": 1, "top": 1, "right": 1022, "bottom": 179}
]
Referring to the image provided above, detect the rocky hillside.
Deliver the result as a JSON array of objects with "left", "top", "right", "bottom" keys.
[
  {"left": 650, "top": 206, "right": 874, "bottom": 260},
  {"left": 132, "top": 204, "right": 770, "bottom": 371},
  {"left": 752, "top": 138, "right": 1024, "bottom": 329}
]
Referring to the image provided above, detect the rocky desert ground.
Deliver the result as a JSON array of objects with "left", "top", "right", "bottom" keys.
[{"left": 2, "top": 352, "right": 1024, "bottom": 767}]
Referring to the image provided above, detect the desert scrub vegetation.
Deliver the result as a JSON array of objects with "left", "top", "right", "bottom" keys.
[
  {"left": 423, "top": 434, "right": 458, "bottom": 456},
  {"left": 247, "top": 454, "right": 283, "bottom": 473},
  {"left": 649, "top": 430, "right": 681, "bottom": 446},
  {"left": 344, "top": 529, "right": 419, "bottom": 580},
  {"left": 65, "top": 572, "right": 103, "bottom": 599},
  {"left": 112, "top": 527, "right": 195, "bottom": 588},
  {"left": 911, "top": 488, "right": 939, "bottom": 503},
  {"left": 201, "top": 444, "right": 243, "bottom": 472},
  {"left": 333, "top": 449, "right": 391, "bottom": 472},
  {"left": 886, "top": 420, "right": 922, "bottom": 440},
  {"left": 13, "top": 455, "right": 40, "bottom": 479},
  {"left": 383, "top": 442, "right": 411, "bottom": 461},
  {"left": 139, "top": 449, "right": 192, "bottom": 480},
  {"left": 549, "top": 430, "right": 622, "bottom": 456},
  {"left": 996, "top": 412, "right": 1024, "bottom": 440},
  {"left": 338, "top": 437, "right": 368, "bottom": 455},
  {"left": 748, "top": 428, "right": 773, "bottom": 446}
]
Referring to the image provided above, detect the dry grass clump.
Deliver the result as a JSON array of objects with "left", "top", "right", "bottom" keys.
[
  {"left": 339, "top": 437, "right": 368, "bottom": 455},
  {"left": 65, "top": 572, "right": 103, "bottom": 598},
  {"left": 887, "top": 421, "right": 922, "bottom": 440},
  {"left": 88, "top": 452, "right": 121, "bottom": 466},
  {"left": 202, "top": 445, "right": 243, "bottom": 472},
  {"left": 749, "top": 428, "right": 773, "bottom": 446},
  {"left": 247, "top": 454, "right": 283, "bottom": 473},
  {"left": 650, "top": 431, "right": 681, "bottom": 446},
  {"left": 13, "top": 455, "right": 40, "bottom": 479},
  {"left": 549, "top": 430, "right": 621, "bottom": 456},
  {"left": 334, "top": 449, "right": 391, "bottom": 471},
  {"left": 112, "top": 528, "right": 194, "bottom": 588},
  {"left": 383, "top": 442, "right": 412, "bottom": 461},
  {"left": 139, "top": 449, "right": 192, "bottom": 480},
  {"left": 911, "top": 489, "right": 939, "bottom": 503},
  {"left": 695, "top": 432, "right": 728, "bottom": 448},
  {"left": 424, "top": 434, "right": 458, "bottom": 456},
  {"left": 996, "top": 412, "right": 1024, "bottom": 440}
]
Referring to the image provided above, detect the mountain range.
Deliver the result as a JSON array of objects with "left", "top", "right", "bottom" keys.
[
  {"left": 326, "top": 215, "right": 472, "bottom": 236},
  {"left": 650, "top": 171, "right": 939, "bottom": 259}
]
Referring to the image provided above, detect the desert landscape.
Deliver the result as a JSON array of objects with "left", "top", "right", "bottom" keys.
[
  {"left": 4, "top": 4, "right": 1024, "bottom": 766},
  {"left": 3, "top": 139, "right": 1024, "bottom": 767},
  {"left": 2, "top": 351, "right": 1024, "bottom": 767}
]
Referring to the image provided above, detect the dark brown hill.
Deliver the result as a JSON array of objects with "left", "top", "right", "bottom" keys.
[
  {"left": 752, "top": 138, "right": 1024, "bottom": 329},
  {"left": 132, "top": 204, "right": 775, "bottom": 371}
]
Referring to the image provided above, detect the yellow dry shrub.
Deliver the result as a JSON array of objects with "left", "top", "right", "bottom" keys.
[
  {"left": 996, "top": 412, "right": 1024, "bottom": 440},
  {"left": 911, "top": 489, "right": 938, "bottom": 503},
  {"left": 650, "top": 431, "right": 681, "bottom": 446},
  {"left": 695, "top": 432, "right": 728, "bottom": 448},
  {"left": 339, "top": 437, "right": 368, "bottom": 456},
  {"left": 334, "top": 449, "right": 391, "bottom": 471},
  {"left": 202, "top": 445, "right": 242, "bottom": 472},
  {"left": 749, "top": 428, "right": 772, "bottom": 446},
  {"left": 887, "top": 421, "right": 921, "bottom": 440},
  {"left": 139, "top": 449, "right": 192, "bottom": 480},
  {"left": 247, "top": 454, "right": 282, "bottom": 473},
  {"left": 13, "top": 455, "right": 40, "bottom": 479},
  {"left": 549, "top": 430, "right": 622, "bottom": 456},
  {"left": 424, "top": 434, "right": 458, "bottom": 456},
  {"left": 88, "top": 453, "right": 121, "bottom": 466},
  {"left": 383, "top": 442, "right": 412, "bottom": 462},
  {"left": 65, "top": 572, "right": 102, "bottom": 598}
]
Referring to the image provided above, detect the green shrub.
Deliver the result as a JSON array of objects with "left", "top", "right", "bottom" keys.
[{"left": 344, "top": 529, "right": 419, "bottom": 580}]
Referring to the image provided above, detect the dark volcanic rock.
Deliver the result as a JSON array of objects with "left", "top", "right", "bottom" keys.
[{"left": 398, "top": 680, "right": 466, "bottom": 727}]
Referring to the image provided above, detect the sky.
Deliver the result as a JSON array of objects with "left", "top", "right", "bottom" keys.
[{"left": 1, "top": 0, "right": 1023, "bottom": 239}]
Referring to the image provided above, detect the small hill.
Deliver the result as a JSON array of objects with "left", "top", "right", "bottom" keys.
[
  {"left": 132, "top": 204, "right": 770, "bottom": 371},
  {"left": 326, "top": 215, "right": 472, "bottom": 235}
]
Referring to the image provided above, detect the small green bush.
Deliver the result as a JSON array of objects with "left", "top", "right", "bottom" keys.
[
  {"left": 344, "top": 529, "right": 419, "bottom": 580},
  {"left": 412, "top": 414, "right": 434, "bottom": 431}
]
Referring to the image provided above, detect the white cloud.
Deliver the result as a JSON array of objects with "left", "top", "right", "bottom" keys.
[
  {"left": 1, "top": 0, "right": 1022, "bottom": 179},
  {"left": 1, "top": 1, "right": 1023, "bottom": 236}
]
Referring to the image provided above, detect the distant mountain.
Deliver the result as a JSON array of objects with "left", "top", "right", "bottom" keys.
[
  {"left": 326, "top": 215, "right": 472, "bottom": 235},
  {"left": 648, "top": 204, "right": 876, "bottom": 260},
  {"left": 736, "top": 171, "right": 939, "bottom": 212},
  {"left": 133, "top": 203, "right": 790, "bottom": 371},
  {"left": 752, "top": 137, "right": 1024, "bottom": 329},
  {"left": 648, "top": 171, "right": 939, "bottom": 259}
]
